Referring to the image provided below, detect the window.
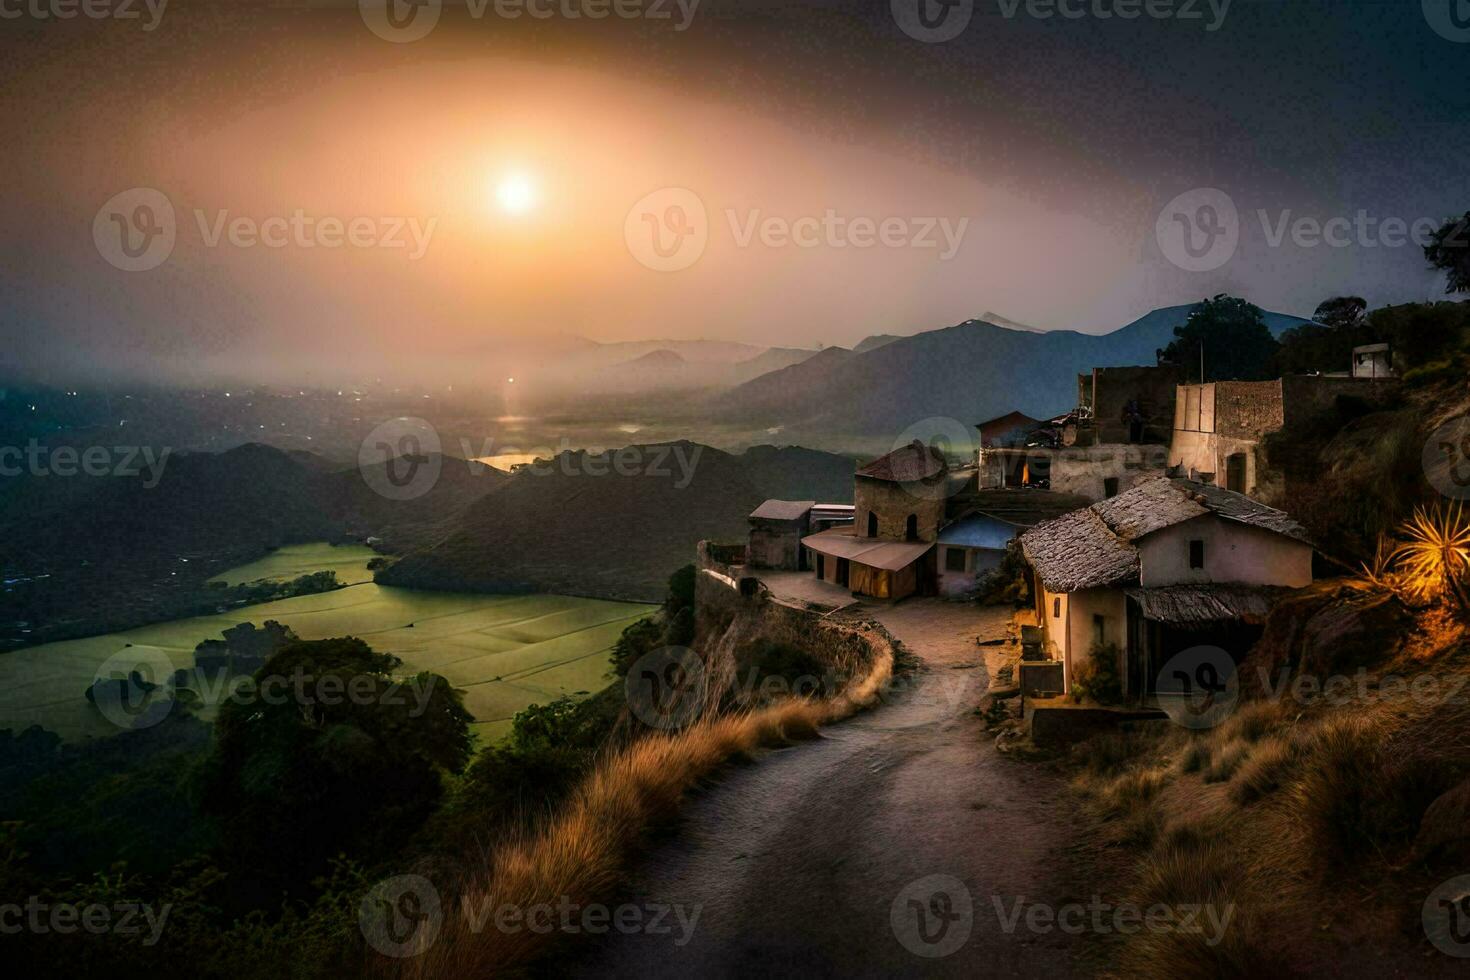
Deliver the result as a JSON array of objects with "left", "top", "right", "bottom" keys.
[
  {"left": 945, "top": 547, "right": 967, "bottom": 572},
  {"left": 1103, "top": 477, "right": 1119, "bottom": 498},
  {"left": 905, "top": 514, "right": 919, "bottom": 540},
  {"left": 1053, "top": 597, "right": 1062, "bottom": 618},
  {"left": 866, "top": 512, "right": 878, "bottom": 537},
  {"left": 1189, "top": 539, "right": 1205, "bottom": 569},
  {"left": 1092, "top": 614, "right": 1106, "bottom": 646}
]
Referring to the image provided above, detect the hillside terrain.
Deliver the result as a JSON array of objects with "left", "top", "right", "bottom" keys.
[
  {"left": 378, "top": 442, "right": 857, "bottom": 601},
  {"left": 711, "top": 306, "right": 1316, "bottom": 449}
]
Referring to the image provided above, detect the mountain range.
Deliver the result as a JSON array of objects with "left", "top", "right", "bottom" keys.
[{"left": 706, "top": 304, "right": 1317, "bottom": 449}]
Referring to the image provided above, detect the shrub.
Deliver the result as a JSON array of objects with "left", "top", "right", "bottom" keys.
[{"left": 1069, "top": 642, "right": 1123, "bottom": 705}]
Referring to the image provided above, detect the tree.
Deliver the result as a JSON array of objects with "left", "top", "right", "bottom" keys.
[
  {"left": 1312, "top": 296, "right": 1367, "bottom": 330},
  {"left": 1274, "top": 296, "right": 1377, "bottom": 375},
  {"left": 1425, "top": 212, "right": 1470, "bottom": 294},
  {"left": 1157, "top": 295, "right": 1280, "bottom": 382},
  {"left": 202, "top": 637, "right": 472, "bottom": 897},
  {"left": 1365, "top": 301, "right": 1470, "bottom": 371}
]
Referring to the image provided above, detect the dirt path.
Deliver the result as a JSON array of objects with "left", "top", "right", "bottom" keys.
[{"left": 574, "top": 600, "right": 1087, "bottom": 978}]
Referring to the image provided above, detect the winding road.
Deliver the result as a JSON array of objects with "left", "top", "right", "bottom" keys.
[{"left": 576, "top": 600, "right": 1087, "bottom": 978}]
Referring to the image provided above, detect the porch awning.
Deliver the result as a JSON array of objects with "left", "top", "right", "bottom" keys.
[
  {"left": 1124, "top": 584, "right": 1283, "bottom": 626},
  {"left": 801, "top": 527, "right": 933, "bottom": 572}
]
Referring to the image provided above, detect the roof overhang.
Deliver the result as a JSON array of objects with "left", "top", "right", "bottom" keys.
[{"left": 801, "top": 528, "right": 933, "bottom": 571}]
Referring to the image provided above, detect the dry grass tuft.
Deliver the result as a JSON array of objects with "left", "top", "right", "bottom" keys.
[
  {"left": 1228, "top": 734, "right": 1301, "bottom": 806},
  {"left": 1202, "top": 738, "right": 1250, "bottom": 783}
]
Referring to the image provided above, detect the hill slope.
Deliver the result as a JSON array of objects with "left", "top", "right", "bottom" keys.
[
  {"left": 378, "top": 441, "right": 857, "bottom": 601},
  {"left": 712, "top": 305, "right": 1316, "bottom": 447}
]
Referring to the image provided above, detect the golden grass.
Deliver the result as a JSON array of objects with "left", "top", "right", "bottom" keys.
[{"left": 393, "top": 641, "right": 894, "bottom": 977}]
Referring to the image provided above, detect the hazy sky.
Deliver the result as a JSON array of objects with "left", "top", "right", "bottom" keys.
[{"left": 2, "top": 0, "right": 1466, "bottom": 383}]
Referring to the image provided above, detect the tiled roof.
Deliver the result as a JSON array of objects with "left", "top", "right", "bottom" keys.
[
  {"left": 1020, "top": 507, "right": 1139, "bottom": 592},
  {"left": 856, "top": 440, "right": 947, "bottom": 483},
  {"left": 1124, "top": 584, "right": 1285, "bottom": 626}
]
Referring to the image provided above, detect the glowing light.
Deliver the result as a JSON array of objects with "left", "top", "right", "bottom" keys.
[{"left": 494, "top": 174, "right": 537, "bottom": 215}]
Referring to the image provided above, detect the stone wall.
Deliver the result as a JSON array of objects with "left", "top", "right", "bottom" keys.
[
  {"left": 1213, "top": 381, "right": 1285, "bottom": 439},
  {"left": 854, "top": 475, "right": 946, "bottom": 542},
  {"left": 1083, "top": 365, "right": 1181, "bottom": 445},
  {"left": 1049, "top": 444, "right": 1169, "bottom": 501},
  {"left": 694, "top": 541, "right": 895, "bottom": 711}
]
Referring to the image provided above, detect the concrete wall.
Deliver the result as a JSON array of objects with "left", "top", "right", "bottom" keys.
[
  {"left": 1136, "top": 514, "right": 1313, "bottom": 588},
  {"left": 1036, "top": 584, "right": 1126, "bottom": 691},
  {"left": 854, "top": 475, "right": 946, "bottom": 542}
]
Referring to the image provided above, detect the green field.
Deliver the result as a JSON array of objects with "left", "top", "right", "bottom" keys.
[
  {"left": 0, "top": 551, "right": 653, "bottom": 745},
  {"left": 206, "top": 542, "right": 378, "bottom": 586}
]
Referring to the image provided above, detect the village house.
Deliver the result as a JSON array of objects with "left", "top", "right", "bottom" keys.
[
  {"left": 799, "top": 440, "right": 947, "bottom": 601},
  {"left": 977, "top": 365, "right": 1177, "bottom": 501},
  {"left": 1168, "top": 372, "right": 1399, "bottom": 496},
  {"left": 1018, "top": 476, "right": 1314, "bottom": 699},
  {"left": 745, "top": 499, "right": 815, "bottom": 571},
  {"left": 935, "top": 512, "right": 1023, "bottom": 596}
]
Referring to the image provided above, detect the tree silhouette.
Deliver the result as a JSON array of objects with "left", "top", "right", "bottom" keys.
[
  {"left": 1425, "top": 212, "right": 1470, "bottom": 294},
  {"left": 1157, "top": 295, "right": 1280, "bottom": 382}
]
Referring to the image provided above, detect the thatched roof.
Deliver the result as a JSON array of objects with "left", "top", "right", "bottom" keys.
[
  {"left": 856, "top": 440, "right": 947, "bottom": 483},
  {"left": 1019, "top": 508, "right": 1139, "bottom": 593},
  {"left": 1125, "top": 584, "right": 1283, "bottom": 626},
  {"left": 1020, "top": 477, "right": 1311, "bottom": 592}
]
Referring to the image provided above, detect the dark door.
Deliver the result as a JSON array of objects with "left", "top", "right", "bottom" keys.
[
  {"left": 815, "top": 554, "right": 825, "bottom": 580},
  {"left": 905, "top": 514, "right": 918, "bottom": 540},
  {"left": 1226, "top": 453, "right": 1247, "bottom": 493},
  {"left": 836, "top": 558, "right": 849, "bottom": 587}
]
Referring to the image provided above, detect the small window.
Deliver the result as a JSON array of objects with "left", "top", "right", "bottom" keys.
[
  {"left": 1092, "top": 614, "right": 1105, "bottom": 646},
  {"left": 1053, "top": 597, "right": 1062, "bottom": 618},
  {"left": 905, "top": 514, "right": 919, "bottom": 540},
  {"left": 1189, "top": 539, "right": 1205, "bottom": 569},
  {"left": 945, "top": 548, "right": 967, "bottom": 572},
  {"left": 866, "top": 512, "right": 878, "bottom": 537},
  {"left": 1103, "top": 477, "right": 1119, "bottom": 498}
]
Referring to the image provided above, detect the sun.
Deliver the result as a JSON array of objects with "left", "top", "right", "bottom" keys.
[{"left": 494, "top": 173, "right": 538, "bottom": 215}]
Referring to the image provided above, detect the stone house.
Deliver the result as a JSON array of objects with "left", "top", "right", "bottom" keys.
[
  {"left": 746, "top": 499, "right": 815, "bottom": 571},
  {"left": 802, "top": 441, "right": 947, "bottom": 601},
  {"left": 1019, "top": 477, "right": 1313, "bottom": 698}
]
